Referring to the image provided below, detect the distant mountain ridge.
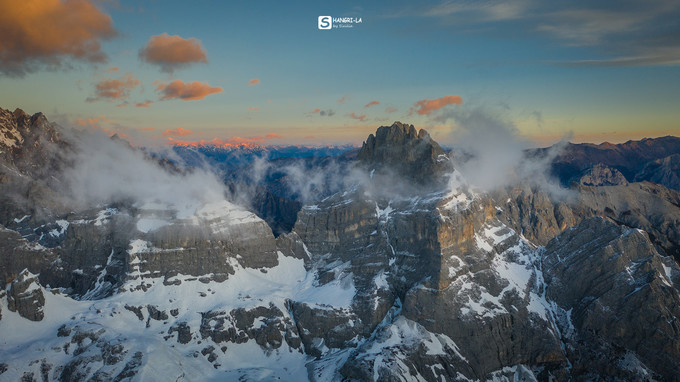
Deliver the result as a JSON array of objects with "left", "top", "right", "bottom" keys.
[{"left": 530, "top": 136, "right": 680, "bottom": 188}]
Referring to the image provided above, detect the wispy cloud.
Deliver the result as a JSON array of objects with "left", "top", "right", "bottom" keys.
[
  {"left": 0, "top": 0, "right": 117, "bottom": 76},
  {"left": 135, "top": 100, "right": 154, "bottom": 108},
  {"left": 390, "top": 0, "right": 680, "bottom": 67},
  {"left": 309, "top": 108, "right": 335, "bottom": 117},
  {"left": 139, "top": 33, "right": 208, "bottom": 73},
  {"left": 248, "top": 78, "right": 260, "bottom": 86},
  {"left": 338, "top": 95, "right": 348, "bottom": 103},
  {"left": 365, "top": 100, "right": 380, "bottom": 108},
  {"left": 348, "top": 112, "right": 367, "bottom": 121}
]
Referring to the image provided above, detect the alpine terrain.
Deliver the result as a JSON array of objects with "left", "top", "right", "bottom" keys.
[{"left": 1, "top": 107, "right": 679, "bottom": 381}]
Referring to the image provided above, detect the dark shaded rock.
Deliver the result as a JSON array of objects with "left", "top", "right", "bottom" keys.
[
  {"left": 199, "top": 304, "right": 301, "bottom": 352},
  {"left": 146, "top": 305, "right": 168, "bottom": 321},
  {"left": 7, "top": 269, "right": 45, "bottom": 321},
  {"left": 0, "top": 226, "right": 56, "bottom": 290},
  {"left": 124, "top": 305, "right": 144, "bottom": 321},
  {"left": 169, "top": 322, "right": 192, "bottom": 344},
  {"left": 57, "top": 325, "right": 71, "bottom": 337},
  {"left": 251, "top": 186, "right": 302, "bottom": 236},
  {"left": 112, "top": 351, "right": 143, "bottom": 382}
]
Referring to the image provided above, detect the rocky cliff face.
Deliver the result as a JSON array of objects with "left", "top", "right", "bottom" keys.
[
  {"left": 1, "top": 111, "right": 680, "bottom": 381},
  {"left": 543, "top": 218, "right": 680, "bottom": 380}
]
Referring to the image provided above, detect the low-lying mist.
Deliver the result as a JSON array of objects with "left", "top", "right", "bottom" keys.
[
  {"left": 59, "top": 129, "right": 228, "bottom": 217},
  {"left": 441, "top": 107, "right": 573, "bottom": 199}
]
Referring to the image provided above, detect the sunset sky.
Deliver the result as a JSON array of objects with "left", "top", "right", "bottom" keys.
[{"left": 0, "top": 0, "right": 679, "bottom": 147}]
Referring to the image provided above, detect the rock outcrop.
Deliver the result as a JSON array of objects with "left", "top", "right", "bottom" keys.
[
  {"left": 6, "top": 269, "right": 45, "bottom": 321},
  {"left": 577, "top": 163, "right": 629, "bottom": 186},
  {"left": 356, "top": 121, "right": 451, "bottom": 183}
]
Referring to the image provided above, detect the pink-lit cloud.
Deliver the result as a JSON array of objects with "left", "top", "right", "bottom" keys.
[
  {"left": 365, "top": 100, "right": 380, "bottom": 108},
  {"left": 248, "top": 78, "right": 260, "bottom": 86}
]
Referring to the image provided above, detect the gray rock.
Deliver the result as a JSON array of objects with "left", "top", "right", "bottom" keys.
[
  {"left": 543, "top": 217, "right": 680, "bottom": 380},
  {"left": 578, "top": 163, "right": 629, "bottom": 186},
  {"left": 7, "top": 269, "right": 45, "bottom": 321},
  {"left": 635, "top": 153, "right": 680, "bottom": 190}
]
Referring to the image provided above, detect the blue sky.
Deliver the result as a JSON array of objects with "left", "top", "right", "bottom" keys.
[{"left": 0, "top": 0, "right": 679, "bottom": 146}]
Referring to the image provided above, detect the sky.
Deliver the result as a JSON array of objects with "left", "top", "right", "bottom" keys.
[{"left": 0, "top": 0, "right": 679, "bottom": 147}]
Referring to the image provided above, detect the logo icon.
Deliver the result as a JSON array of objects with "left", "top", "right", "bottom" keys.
[{"left": 318, "top": 16, "right": 332, "bottom": 30}]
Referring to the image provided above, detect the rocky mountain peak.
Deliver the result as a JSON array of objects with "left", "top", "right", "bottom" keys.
[{"left": 356, "top": 122, "right": 451, "bottom": 183}]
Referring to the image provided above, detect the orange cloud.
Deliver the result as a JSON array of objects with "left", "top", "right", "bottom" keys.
[
  {"left": 248, "top": 107, "right": 259, "bottom": 111},
  {"left": 266, "top": 133, "right": 282, "bottom": 139},
  {"left": 310, "top": 108, "right": 321, "bottom": 113},
  {"left": 0, "top": 0, "right": 117, "bottom": 76},
  {"left": 412, "top": 95, "right": 463, "bottom": 115},
  {"left": 135, "top": 100, "right": 154, "bottom": 108},
  {"left": 156, "top": 80, "right": 223, "bottom": 101},
  {"left": 88, "top": 72, "right": 140, "bottom": 102},
  {"left": 162, "top": 127, "right": 194, "bottom": 137},
  {"left": 139, "top": 33, "right": 207, "bottom": 73},
  {"left": 348, "top": 112, "right": 367, "bottom": 121},
  {"left": 248, "top": 78, "right": 260, "bottom": 86},
  {"left": 365, "top": 100, "right": 380, "bottom": 108},
  {"left": 338, "top": 95, "right": 348, "bottom": 104}
]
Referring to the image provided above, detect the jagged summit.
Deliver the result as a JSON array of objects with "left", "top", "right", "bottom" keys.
[{"left": 356, "top": 122, "right": 451, "bottom": 183}]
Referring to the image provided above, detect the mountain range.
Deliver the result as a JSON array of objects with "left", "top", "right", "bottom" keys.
[{"left": 1, "top": 107, "right": 680, "bottom": 381}]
